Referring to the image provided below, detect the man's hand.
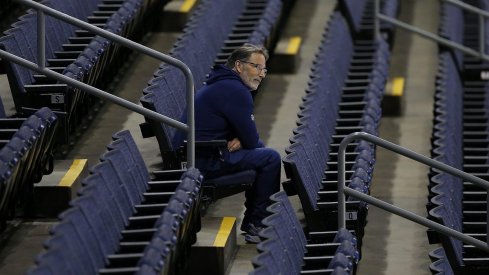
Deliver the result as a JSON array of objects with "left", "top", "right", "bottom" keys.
[{"left": 227, "top": 138, "right": 242, "bottom": 152}]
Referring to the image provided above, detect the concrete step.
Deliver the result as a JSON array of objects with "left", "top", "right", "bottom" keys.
[
  {"left": 158, "top": 0, "right": 198, "bottom": 32},
  {"left": 33, "top": 159, "right": 88, "bottom": 218},
  {"left": 382, "top": 76, "right": 405, "bottom": 116},
  {"left": 269, "top": 36, "right": 302, "bottom": 73},
  {"left": 186, "top": 216, "right": 238, "bottom": 275}
]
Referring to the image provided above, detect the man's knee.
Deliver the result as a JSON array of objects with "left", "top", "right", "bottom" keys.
[
  {"left": 262, "top": 148, "right": 281, "bottom": 169},
  {"left": 239, "top": 147, "right": 281, "bottom": 171}
]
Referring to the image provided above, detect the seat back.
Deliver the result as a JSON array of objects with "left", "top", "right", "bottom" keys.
[{"left": 0, "top": 107, "right": 57, "bottom": 229}]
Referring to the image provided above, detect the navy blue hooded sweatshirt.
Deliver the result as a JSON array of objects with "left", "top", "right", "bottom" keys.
[{"left": 194, "top": 65, "right": 260, "bottom": 149}]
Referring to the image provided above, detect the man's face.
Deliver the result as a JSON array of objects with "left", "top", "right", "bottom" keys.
[{"left": 236, "top": 53, "right": 267, "bottom": 90}]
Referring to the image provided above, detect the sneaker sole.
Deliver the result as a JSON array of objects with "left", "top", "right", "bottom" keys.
[{"left": 244, "top": 234, "right": 261, "bottom": 244}]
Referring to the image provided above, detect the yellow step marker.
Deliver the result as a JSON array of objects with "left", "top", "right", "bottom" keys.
[
  {"left": 285, "top": 36, "right": 302, "bottom": 55},
  {"left": 213, "top": 217, "right": 236, "bottom": 247},
  {"left": 58, "top": 159, "right": 87, "bottom": 187},
  {"left": 180, "top": 0, "right": 197, "bottom": 12},
  {"left": 391, "top": 77, "right": 405, "bottom": 96}
]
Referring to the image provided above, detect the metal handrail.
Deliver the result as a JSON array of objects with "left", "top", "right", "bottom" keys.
[
  {"left": 374, "top": 0, "right": 489, "bottom": 62},
  {"left": 337, "top": 132, "right": 489, "bottom": 253},
  {"left": 0, "top": 0, "right": 195, "bottom": 166}
]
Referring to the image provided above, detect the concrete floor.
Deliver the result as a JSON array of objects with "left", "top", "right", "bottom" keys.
[{"left": 0, "top": 0, "right": 443, "bottom": 274}]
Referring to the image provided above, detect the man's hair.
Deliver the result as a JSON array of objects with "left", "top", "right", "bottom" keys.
[{"left": 226, "top": 43, "right": 269, "bottom": 68}]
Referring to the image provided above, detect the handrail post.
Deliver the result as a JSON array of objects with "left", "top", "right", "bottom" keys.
[
  {"left": 186, "top": 75, "right": 195, "bottom": 167},
  {"left": 374, "top": 0, "right": 380, "bottom": 40},
  {"left": 37, "top": 10, "right": 45, "bottom": 69},
  {"left": 479, "top": 14, "right": 485, "bottom": 56},
  {"left": 338, "top": 135, "right": 350, "bottom": 229}
]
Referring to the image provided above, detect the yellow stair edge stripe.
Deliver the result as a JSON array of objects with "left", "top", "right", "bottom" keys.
[
  {"left": 285, "top": 36, "right": 302, "bottom": 55},
  {"left": 391, "top": 77, "right": 405, "bottom": 96},
  {"left": 180, "top": 0, "right": 197, "bottom": 12},
  {"left": 213, "top": 217, "right": 236, "bottom": 247},
  {"left": 58, "top": 159, "right": 88, "bottom": 187}
]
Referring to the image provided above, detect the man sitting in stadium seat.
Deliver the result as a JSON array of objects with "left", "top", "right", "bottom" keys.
[{"left": 193, "top": 43, "right": 281, "bottom": 243}]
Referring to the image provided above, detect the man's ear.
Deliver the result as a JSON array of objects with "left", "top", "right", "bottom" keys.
[{"left": 235, "top": 60, "right": 243, "bottom": 73}]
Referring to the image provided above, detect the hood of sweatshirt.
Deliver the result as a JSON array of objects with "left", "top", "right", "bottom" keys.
[{"left": 206, "top": 65, "right": 247, "bottom": 88}]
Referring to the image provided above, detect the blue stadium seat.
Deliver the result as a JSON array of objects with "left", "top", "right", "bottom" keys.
[
  {"left": 250, "top": 191, "right": 359, "bottom": 274},
  {"left": 429, "top": 247, "right": 455, "bottom": 275},
  {"left": 0, "top": 108, "right": 57, "bottom": 229},
  {"left": 30, "top": 247, "right": 74, "bottom": 274}
]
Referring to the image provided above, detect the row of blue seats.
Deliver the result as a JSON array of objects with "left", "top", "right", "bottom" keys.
[
  {"left": 0, "top": 0, "right": 162, "bottom": 145},
  {"left": 427, "top": 1, "right": 489, "bottom": 272},
  {"left": 429, "top": 4, "right": 487, "bottom": 273},
  {"left": 338, "top": 0, "right": 399, "bottom": 44},
  {"left": 250, "top": 191, "right": 359, "bottom": 274},
  {"left": 226, "top": 0, "right": 283, "bottom": 61},
  {"left": 460, "top": 0, "right": 489, "bottom": 58},
  {"left": 283, "top": 11, "right": 354, "bottom": 212},
  {"left": 0, "top": 107, "right": 58, "bottom": 230},
  {"left": 0, "top": 0, "right": 159, "bottom": 229},
  {"left": 0, "top": 0, "right": 101, "bottom": 110},
  {"left": 27, "top": 130, "right": 203, "bottom": 274},
  {"left": 282, "top": 7, "right": 389, "bottom": 246},
  {"left": 428, "top": 50, "right": 489, "bottom": 275},
  {"left": 139, "top": 0, "right": 285, "bottom": 205},
  {"left": 438, "top": 0, "right": 464, "bottom": 71},
  {"left": 428, "top": 52, "right": 465, "bottom": 275},
  {"left": 0, "top": 0, "right": 25, "bottom": 33},
  {"left": 56, "top": 0, "right": 149, "bottom": 142},
  {"left": 439, "top": 0, "right": 489, "bottom": 81}
]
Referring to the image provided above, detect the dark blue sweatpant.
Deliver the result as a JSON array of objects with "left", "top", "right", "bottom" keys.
[{"left": 198, "top": 147, "right": 281, "bottom": 225}]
